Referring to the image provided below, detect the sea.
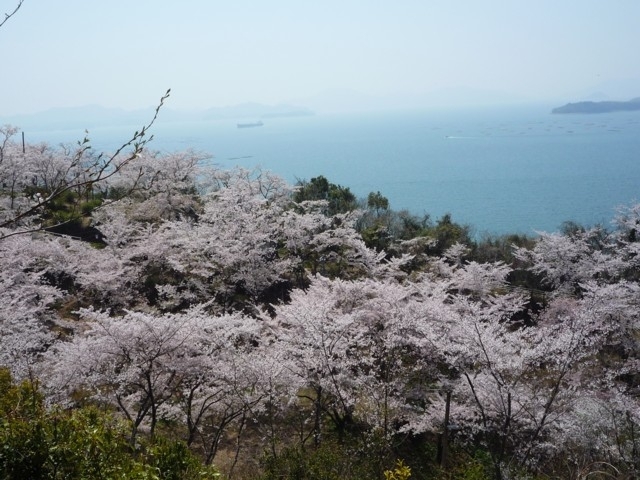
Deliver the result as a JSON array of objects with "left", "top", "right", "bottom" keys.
[{"left": 25, "top": 104, "right": 640, "bottom": 237}]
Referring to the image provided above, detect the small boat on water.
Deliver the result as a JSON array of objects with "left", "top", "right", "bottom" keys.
[{"left": 237, "top": 120, "right": 264, "bottom": 128}]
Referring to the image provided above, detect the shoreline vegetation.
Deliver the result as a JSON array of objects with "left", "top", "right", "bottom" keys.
[{"left": 1, "top": 123, "right": 640, "bottom": 480}]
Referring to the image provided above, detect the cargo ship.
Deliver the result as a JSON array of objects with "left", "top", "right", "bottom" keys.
[{"left": 237, "top": 121, "right": 264, "bottom": 128}]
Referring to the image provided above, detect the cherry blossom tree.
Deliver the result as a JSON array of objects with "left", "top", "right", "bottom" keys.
[
  {"left": 0, "top": 90, "right": 170, "bottom": 240},
  {"left": 44, "top": 303, "right": 272, "bottom": 466},
  {"left": 432, "top": 225, "right": 639, "bottom": 478},
  {"left": 512, "top": 227, "right": 624, "bottom": 294},
  {"left": 270, "top": 274, "right": 451, "bottom": 445},
  {"left": 156, "top": 310, "right": 266, "bottom": 465},
  {"left": 47, "top": 308, "right": 198, "bottom": 442},
  {"left": 135, "top": 168, "right": 294, "bottom": 310},
  {"left": 112, "top": 167, "right": 391, "bottom": 313},
  {"left": 105, "top": 148, "right": 208, "bottom": 222},
  {"left": 0, "top": 234, "right": 65, "bottom": 379},
  {"left": 270, "top": 276, "right": 359, "bottom": 445}
]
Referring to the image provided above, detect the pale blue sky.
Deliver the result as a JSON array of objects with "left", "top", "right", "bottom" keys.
[{"left": 1, "top": 0, "right": 639, "bottom": 114}]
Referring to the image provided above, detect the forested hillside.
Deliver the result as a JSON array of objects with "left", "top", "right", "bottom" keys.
[{"left": 1, "top": 124, "right": 639, "bottom": 480}]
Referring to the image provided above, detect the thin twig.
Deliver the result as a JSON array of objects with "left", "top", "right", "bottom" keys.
[
  {"left": 0, "top": 89, "right": 170, "bottom": 239},
  {"left": 0, "top": 0, "right": 23, "bottom": 29}
]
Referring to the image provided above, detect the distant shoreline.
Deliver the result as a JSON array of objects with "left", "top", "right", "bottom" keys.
[{"left": 552, "top": 98, "right": 640, "bottom": 114}]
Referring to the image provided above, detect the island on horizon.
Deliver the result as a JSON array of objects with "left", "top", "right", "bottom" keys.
[{"left": 552, "top": 97, "right": 640, "bottom": 114}]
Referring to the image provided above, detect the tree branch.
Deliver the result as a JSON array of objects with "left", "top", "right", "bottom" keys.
[
  {"left": 0, "top": 0, "right": 23, "bottom": 29},
  {"left": 0, "top": 88, "right": 171, "bottom": 239}
]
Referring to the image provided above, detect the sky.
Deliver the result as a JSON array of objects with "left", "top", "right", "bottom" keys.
[{"left": 1, "top": 0, "right": 640, "bottom": 115}]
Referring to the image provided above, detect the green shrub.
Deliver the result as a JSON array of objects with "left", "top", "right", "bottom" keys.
[
  {"left": 259, "top": 442, "right": 382, "bottom": 480},
  {"left": 384, "top": 459, "right": 411, "bottom": 480},
  {"left": 0, "top": 368, "right": 218, "bottom": 480}
]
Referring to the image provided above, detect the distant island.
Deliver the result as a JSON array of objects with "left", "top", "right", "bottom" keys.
[{"left": 552, "top": 97, "right": 640, "bottom": 114}]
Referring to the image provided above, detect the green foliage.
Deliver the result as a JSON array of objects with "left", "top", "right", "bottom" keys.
[
  {"left": 357, "top": 191, "right": 393, "bottom": 251},
  {"left": 43, "top": 189, "right": 78, "bottom": 223},
  {"left": 31, "top": 186, "right": 104, "bottom": 228},
  {"left": 417, "top": 448, "right": 493, "bottom": 480},
  {"left": 470, "top": 233, "right": 545, "bottom": 299},
  {"left": 384, "top": 459, "right": 412, "bottom": 480},
  {"left": 80, "top": 197, "right": 103, "bottom": 215},
  {"left": 367, "top": 191, "right": 389, "bottom": 215},
  {"left": 357, "top": 204, "right": 471, "bottom": 257},
  {"left": 293, "top": 176, "right": 357, "bottom": 215},
  {"left": 360, "top": 222, "right": 391, "bottom": 252},
  {"left": 257, "top": 433, "right": 501, "bottom": 480},
  {"left": 259, "top": 442, "right": 384, "bottom": 480},
  {"left": 447, "top": 454, "right": 492, "bottom": 480},
  {"left": 395, "top": 210, "right": 431, "bottom": 240},
  {"left": 0, "top": 368, "right": 218, "bottom": 480},
  {"left": 425, "top": 213, "right": 472, "bottom": 256},
  {"left": 146, "top": 436, "right": 219, "bottom": 480},
  {"left": 471, "top": 233, "right": 535, "bottom": 263}
]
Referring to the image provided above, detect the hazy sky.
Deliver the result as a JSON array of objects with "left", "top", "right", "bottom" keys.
[{"left": 2, "top": 0, "right": 640, "bottom": 115}]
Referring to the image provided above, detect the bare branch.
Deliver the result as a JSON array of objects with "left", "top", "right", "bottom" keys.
[
  {"left": 0, "top": 88, "right": 171, "bottom": 238},
  {"left": 0, "top": 0, "right": 24, "bottom": 29}
]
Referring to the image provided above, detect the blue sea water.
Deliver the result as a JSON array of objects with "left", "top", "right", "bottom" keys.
[{"left": 27, "top": 105, "right": 640, "bottom": 236}]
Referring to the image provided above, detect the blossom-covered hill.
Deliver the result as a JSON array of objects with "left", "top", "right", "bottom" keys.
[{"left": 1, "top": 123, "right": 639, "bottom": 479}]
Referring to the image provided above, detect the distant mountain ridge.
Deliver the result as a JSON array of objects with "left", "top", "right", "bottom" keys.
[
  {"left": 0, "top": 103, "right": 314, "bottom": 129},
  {"left": 552, "top": 97, "right": 640, "bottom": 114}
]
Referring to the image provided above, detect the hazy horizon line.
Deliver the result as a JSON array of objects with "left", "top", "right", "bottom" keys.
[{"left": 4, "top": 79, "right": 640, "bottom": 118}]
